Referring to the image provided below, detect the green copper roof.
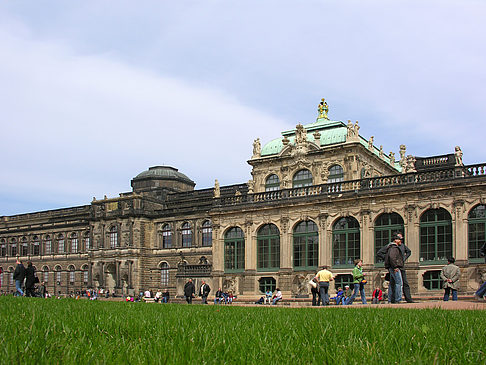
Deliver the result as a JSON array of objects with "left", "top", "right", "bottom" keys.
[{"left": 261, "top": 118, "right": 347, "bottom": 157}]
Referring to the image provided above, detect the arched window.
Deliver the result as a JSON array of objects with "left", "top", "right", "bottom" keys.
[
  {"left": 42, "top": 266, "right": 49, "bottom": 284},
  {"left": 293, "top": 220, "right": 318, "bottom": 270},
  {"left": 84, "top": 231, "right": 90, "bottom": 251},
  {"left": 44, "top": 235, "right": 52, "bottom": 255},
  {"left": 265, "top": 174, "right": 280, "bottom": 191},
  {"left": 332, "top": 217, "right": 360, "bottom": 266},
  {"left": 68, "top": 265, "right": 75, "bottom": 284},
  {"left": 374, "top": 213, "right": 404, "bottom": 263},
  {"left": 182, "top": 223, "right": 192, "bottom": 248},
  {"left": 1, "top": 239, "right": 6, "bottom": 257},
  {"left": 292, "top": 169, "right": 313, "bottom": 188},
  {"left": 32, "top": 235, "right": 40, "bottom": 256},
  {"left": 224, "top": 227, "right": 245, "bottom": 272},
  {"left": 81, "top": 264, "right": 89, "bottom": 284},
  {"left": 160, "top": 262, "right": 169, "bottom": 286},
  {"left": 55, "top": 265, "right": 62, "bottom": 284},
  {"left": 109, "top": 226, "right": 118, "bottom": 249},
  {"left": 70, "top": 233, "right": 78, "bottom": 253},
  {"left": 9, "top": 267, "right": 14, "bottom": 286},
  {"left": 468, "top": 204, "right": 486, "bottom": 262},
  {"left": 202, "top": 220, "right": 212, "bottom": 247},
  {"left": 10, "top": 238, "right": 17, "bottom": 257},
  {"left": 328, "top": 164, "right": 344, "bottom": 183},
  {"left": 423, "top": 270, "right": 443, "bottom": 290},
  {"left": 21, "top": 237, "right": 28, "bottom": 256},
  {"left": 258, "top": 277, "right": 276, "bottom": 293},
  {"left": 420, "top": 208, "right": 452, "bottom": 263},
  {"left": 57, "top": 234, "right": 65, "bottom": 254},
  {"left": 162, "top": 224, "right": 172, "bottom": 249},
  {"left": 257, "top": 224, "right": 280, "bottom": 271}
]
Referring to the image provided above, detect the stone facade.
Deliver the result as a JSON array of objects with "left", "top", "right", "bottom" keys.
[{"left": 1, "top": 103, "right": 485, "bottom": 300}]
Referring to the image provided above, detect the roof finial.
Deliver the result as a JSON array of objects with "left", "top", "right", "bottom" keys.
[{"left": 318, "top": 98, "right": 329, "bottom": 119}]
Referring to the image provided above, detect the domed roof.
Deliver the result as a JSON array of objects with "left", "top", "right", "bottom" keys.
[{"left": 133, "top": 166, "right": 195, "bottom": 185}]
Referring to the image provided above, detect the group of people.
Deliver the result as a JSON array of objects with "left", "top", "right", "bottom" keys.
[
  {"left": 255, "top": 288, "right": 282, "bottom": 305},
  {"left": 12, "top": 259, "right": 43, "bottom": 297},
  {"left": 183, "top": 279, "right": 212, "bottom": 304}
]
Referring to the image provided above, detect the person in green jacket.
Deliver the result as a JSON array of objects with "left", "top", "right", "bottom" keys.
[{"left": 345, "top": 259, "right": 367, "bottom": 305}]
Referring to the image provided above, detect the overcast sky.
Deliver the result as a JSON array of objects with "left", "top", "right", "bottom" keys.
[{"left": 1, "top": 0, "right": 485, "bottom": 216}]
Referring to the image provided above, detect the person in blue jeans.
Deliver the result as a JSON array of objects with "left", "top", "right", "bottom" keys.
[
  {"left": 385, "top": 235, "right": 404, "bottom": 303},
  {"left": 345, "top": 259, "right": 367, "bottom": 305},
  {"left": 13, "top": 259, "right": 26, "bottom": 297}
]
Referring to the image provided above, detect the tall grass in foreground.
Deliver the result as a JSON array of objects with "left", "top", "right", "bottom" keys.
[{"left": 0, "top": 297, "right": 484, "bottom": 364}]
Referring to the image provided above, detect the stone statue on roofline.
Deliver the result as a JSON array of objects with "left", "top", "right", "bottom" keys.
[
  {"left": 318, "top": 98, "right": 329, "bottom": 119},
  {"left": 455, "top": 146, "right": 463, "bottom": 166},
  {"left": 252, "top": 138, "right": 261, "bottom": 158},
  {"left": 389, "top": 152, "right": 395, "bottom": 165},
  {"left": 379, "top": 145, "right": 384, "bottom": 159},
  {"left": 295, "top": 123, "right": 307, "bottom": 145},
  {"left": 368, "top": 136, "right": 374, "bottom": 150}
]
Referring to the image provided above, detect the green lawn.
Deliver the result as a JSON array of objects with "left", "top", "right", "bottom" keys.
[{"left": 0, "top": 296, "right": 484, "bottom": 364}]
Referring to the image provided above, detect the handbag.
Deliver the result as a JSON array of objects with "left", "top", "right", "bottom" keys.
[{"left": 308, "top": 280, "right": 317, "bottom": 288}]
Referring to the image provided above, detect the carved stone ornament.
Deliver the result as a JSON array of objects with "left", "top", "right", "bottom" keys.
[
  {"left": 214, "top": 179, "right": 220, "bottom": 198},
  {"left": 252, "top": 138, "right": 261, "bottom": 159},
  {"left": 292, "top": 274, "right": 313, "bottom": 296},
  {"left": 318, "top": 98, "right": 329, "bottom": 119},
  {"left": 389, "top": 152, "right": 395, "bottom": 165},
  {"left": 368, "top": 136, "right": 374, "bottom": 150},
  {"left": 455, "top": 146, "right": 463, "bottom": 166}
]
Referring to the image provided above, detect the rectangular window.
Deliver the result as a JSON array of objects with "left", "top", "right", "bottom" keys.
[
  {"left": 11, "top": 244, "right": 17, "bottom": 257},
  {"left": 10, "top": 273, "right": 14, "bottom": 285},
  {"left": 85, "top": 237, "right": 90, "bottom": 250},
  {"left": 83, "top": 271, "right": 88, "bottom": 283},
  {"left": 70, "top": 271, "right": 75, "bottom": 283},
  {"left": 43, "top": 271, "right": 49, "bottom": 283},
  {"left": 33, "top": 243, "right": 40, "bottom": 256},
  {"left": 110, "top": 232, "right": 117, "bottom": 249},
  {"left": 0, "top": 245, "right": 6, "bottom": 257},
  {"left": 58, "top": 240, "right": 64, "bottom": 254},
  {"left": 56, "top": 271, "right": 61, "bottom": 283}
]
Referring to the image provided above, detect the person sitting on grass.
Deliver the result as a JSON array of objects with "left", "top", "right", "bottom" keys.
[
  {"left": 272, "top": 288, "right": 282, "bottom": 305},
  {"left": 372, "top": 287, "right": 383, "bottom": 304},
  {"left": 330, "top": 287, "right": 344, "bottom": 305}
]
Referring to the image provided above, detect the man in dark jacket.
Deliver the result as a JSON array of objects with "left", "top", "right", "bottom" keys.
[
  {"left": 24, "top": 261, "right": 37, "bottom": 297},
  {"left": 199, "top": 280, "right": 211, "bottom": 304},
  {"left": 384, "top": 235, "right": 404, "bottom": 304},
  {"left": 13, "top": 259, "right": 26, "bottom": 296},
  {"left": 184, "top": 279, "right": 195, "bottom": 304},
  {"left": 377, "top": 233, "right": 414, "bottom": 303}
]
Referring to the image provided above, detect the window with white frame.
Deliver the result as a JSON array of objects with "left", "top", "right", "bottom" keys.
[
  {"left": 160, "top": 262, "right": 169, "bottom": 286},
  {"left": 110, "top": 226, "right": 118, "bottom": 248},
  {"left": 71, "top": 233, "right": 78, "bottom": 253}
]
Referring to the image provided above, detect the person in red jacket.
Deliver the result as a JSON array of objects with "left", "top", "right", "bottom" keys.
[{"left": 372, "top": 287, "right": 383, "bottom": 304}]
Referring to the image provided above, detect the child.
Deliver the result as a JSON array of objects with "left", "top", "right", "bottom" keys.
[{"left": 330, "top": 287, "right": 344, "bottom": 305}]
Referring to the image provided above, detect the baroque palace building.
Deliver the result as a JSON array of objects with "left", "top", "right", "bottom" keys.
[{"left": 1, "top": 99, "right": 485, "bottom": 299}]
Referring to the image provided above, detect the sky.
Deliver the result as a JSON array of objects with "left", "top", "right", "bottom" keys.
[{"left": 1, "top": 0, "right": 485, "bottom": 216}]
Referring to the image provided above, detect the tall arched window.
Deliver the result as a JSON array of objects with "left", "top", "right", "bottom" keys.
[
  {"left": 81, "top": 264, "right": 89, "bottom": 284},
  {"left": 224, "top": 227, "right": 245, "bottom": 272},
  {"left": 257, "top": 224, "right": 280, "bottom": 271},
  {"left": 0, "top": 239, "right": 6, "bottom": 257},
  {"left": 70, "top": 233, "right": 78, "bottom": 253},
  {"left": 42, "top": 266, "right": 49, "bottom": 284},
  {"left": 293, "top": 220, "right": 318, "bottom": 270},
  {"left": 68, "top": 265, "right": 75, "bottom": 284},
  {"left": 162, "top": 224, "right": 172, "bottom": 248},
  {"left": 374, "top": 213, "right": 404, "bottom": 263},
  {"left": 55, "top": 265, "right": 62, "bottom": 284},
  {"left": 265, "top": 174, "right": 280, "bottom": 191},
  {"left": 181, "top": 223, "right": 192, "bottom": 248},
  {"left": 84, "top": 231, "right": 90, "bottom": 251},
  {"left": 32, "top": 235, "right": 40, "bottom": 256},
  {"left": 328, "top": 164, "right": 344, "bottom": 183},
  {"left": 160, "top": 262, "right": 169, "bottom": 286},
  {"left": 420, "top": 208, "right": 452, "bottom": 263},
  {"left": 21, "top": 237, "right": 28, "bottom": 256},
  {"left": 44, "top": 235, "right": 51, "bottom": 255},
  {"left": 468, "top": 204, "right": 486, "bottom": 262},
  {"left": 109, "top": 226, "right": 118, "bottom": 248},
  {"left": 57, "top": 234, "right": 65, "bottom": 254},
  {"left": 292, "top": 169, "right": 313, "bottom": 188},
  {"left": 202, "top": 220, "right": 212, "bottom": 247},
  {"left": 10, "top": 238, "right": 17, "bottom": 257},
  {"left": 333, "top": 217, "right": 360, "bottom": 266}
]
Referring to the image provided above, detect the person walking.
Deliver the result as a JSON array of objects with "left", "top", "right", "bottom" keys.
[
  {"left": 24, "top": 261, "right": 36, "bottom": 297},
  {"left": 377, "top": 232, "right": 414, "bottom": 303},
  {"left": 184, "top": 279, "right": 195, "bottom": 304},
  {"left": 310, "top": 279, "right": 320, "bottom": 306},
  {"left": 314, "top": 266, "right": 334, "bottom": 306},
  {"left": 199, "top": 280, "right": 211, "bottom": 304},
  {"left": 441, "top": 257, "right": 460, "bottom": 301},
  {"left": 384, "top": 235, "right": 404, "bottom": 304},
  {"left": 13, "top": 259, "right": 26, "bottom": 296},
  {"left": 345, "top": 259, "right": 367, "bottom": 305}
]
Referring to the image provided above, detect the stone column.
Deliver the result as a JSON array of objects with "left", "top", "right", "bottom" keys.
[
  {"left": 453, "top": 200, "right": 467, "bottom": 262},
  {"left": 405, "top": 205, "right": 419, "bottom": 263},
  {"left": 360, "top": 210, "right": 373, "bottom": 266},
  {"left": 280, "top": 217, "right": 291, "bottom": 270},
  {"left": 319, "top": 213, "right": 329, "bottom": 267}
]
